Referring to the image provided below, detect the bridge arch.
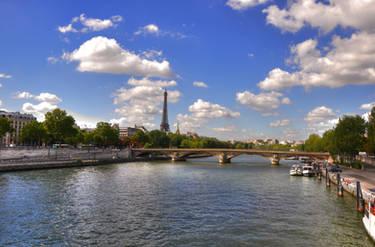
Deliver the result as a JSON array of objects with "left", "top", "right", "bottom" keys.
[{"left": 131, "top": 148, "right": 330, "bottom": 165}]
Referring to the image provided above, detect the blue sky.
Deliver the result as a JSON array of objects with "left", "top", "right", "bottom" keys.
[{"left": 1, "top": 0, "right": 375, "bottom": 141}]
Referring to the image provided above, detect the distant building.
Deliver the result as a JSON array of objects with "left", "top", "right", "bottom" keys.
[
  {"left": 118, "top": 125, "right": 148, "bottom": 139},
  {"left": 186, "top": 132, "right": 199, "bottom": 139},
  {"left": 0, "top": 111, "right": 36, "bottom": 146},
  {"left": 294, "top": 140, "right": 305, "bottom": 145}
]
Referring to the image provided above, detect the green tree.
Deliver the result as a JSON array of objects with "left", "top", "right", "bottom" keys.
[
  {"left": 64, "top": 129, "right": 84, "bottom": 146},
  {"left": 44, "top": 109, "right": 76, "bottom": 144},
  {"left": 169, "top": 133, "right": 187, "bottom": 148},
  {"left": 20, "top": 120, "right": 47, "bottom": 145},
  {"left": 148, "top": 130, "right": 170, "bottom": 148},
  {"left": 132, "top": 130, "right": 149, "bottom": 146},
  {"left": 305, "top": 134, "right": 323, "bottom": 152},
  {"left": 322, "top": 129, "right": 337, "bottom": 154},
  {"left": 334, "top": 115, "right": 366, "bottom": 162},
  {"left": 93, "top": 122, "right": 120, "bottom": 146},
  {"left": 235, "top": 142, "right": 246, "bottom": 149},
  {"left": 0, "top": 117, "right": 13, "bottom": 139},
  {"left": 83, "top": 131, "right": 95, "bottom": 144}
]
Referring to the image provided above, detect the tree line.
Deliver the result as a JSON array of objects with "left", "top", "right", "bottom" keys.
[
  {"left": 131, "top": 130, "right": 253, "bottom": 149},
  {"left": 304, "top": 107, "right": 375, "bottom": 165},
  {"left": 0, "top": 109, "right": 120, "bottom": 147}
]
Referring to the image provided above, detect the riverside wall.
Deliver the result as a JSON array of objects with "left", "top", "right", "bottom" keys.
[
  {"left": 323, "top": 166, "right": 375, "bottom": 204},
  {"left": 0, "top": 148, "right": 168, "bottom": 172}
]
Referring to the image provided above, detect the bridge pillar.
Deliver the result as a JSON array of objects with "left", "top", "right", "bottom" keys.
[
  {"left": 170, "top": 152, "right": 186, "bottom": 162},
  {"left": 217, "top": 153, "right": 231, "bottom": 164},
  {"left": 271, "top": 154, "right": 280, "bottom": 165}
]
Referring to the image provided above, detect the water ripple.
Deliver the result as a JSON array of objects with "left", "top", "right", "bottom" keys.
[{"left": 0, "top": 159, "right": 373, "bottom": 246}]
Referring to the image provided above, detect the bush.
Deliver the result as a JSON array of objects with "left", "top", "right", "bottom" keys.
[
  {"left": 144, "top": 143, "right": 152, "bottom": 148},
  {"left": 76, "top": 158, "right": 82, "bottom": 164}
]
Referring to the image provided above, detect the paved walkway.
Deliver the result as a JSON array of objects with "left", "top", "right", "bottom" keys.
[{"left": 341, "top": 164, "right": 375, "bottom": 191}]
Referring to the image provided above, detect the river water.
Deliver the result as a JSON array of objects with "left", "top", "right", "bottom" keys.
[{"left": 0, "top": 156, "right": 373, "bottom": 246}]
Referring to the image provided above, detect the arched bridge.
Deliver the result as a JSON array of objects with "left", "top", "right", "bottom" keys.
[{"left": 131, "top": 148, "right": 330, "bottom": 165}]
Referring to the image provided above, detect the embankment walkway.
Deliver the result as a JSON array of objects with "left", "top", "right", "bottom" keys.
[{"left": 328, "top": 164, "right": 375, "bottom": 203}]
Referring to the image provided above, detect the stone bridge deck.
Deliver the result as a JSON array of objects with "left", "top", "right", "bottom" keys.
[{"left": 132, "top": 148, "right": 330, "bottom": 164}]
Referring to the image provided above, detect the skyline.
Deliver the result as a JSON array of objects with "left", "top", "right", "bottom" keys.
[{"left": 1, "top": 0, "right": 375, "bottom": 141}]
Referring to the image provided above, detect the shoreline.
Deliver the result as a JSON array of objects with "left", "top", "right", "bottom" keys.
[
  {"left": 0, "top": 157, "right": 169, "bottom": 173},
  {"left": 323, "top": 165, "right": 375, "bottom": 204}
]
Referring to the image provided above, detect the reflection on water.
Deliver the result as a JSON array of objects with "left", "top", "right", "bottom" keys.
[{"left": 0, "top": 156, "right": 373, "bottom": 246}]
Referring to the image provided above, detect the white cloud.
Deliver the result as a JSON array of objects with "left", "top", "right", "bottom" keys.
[
  {"left": 262, "top": 5, "right": 304, "bottom": 33},
  {"left": 66, "top": 110, "right": 106, "bottom": 129},
  {"left": 176, "top": 113, "right": 208, "bottom": 131},
  {"left": 258, "top": 32, "right": 375, "bottom": 90},
  {"left": 47, "top": 56, "right": 59, "bottom": 64},
  {"left": 283, "top": 128, "right": 301, "bottom": 140},
  {"left": 34, "top": 93, "right": 62, "bottom": 104},
  {"left": 15, "top": 92, "right": 62, "bottom": 104},
  {"left": 0, "top": 83, "right": 2, "bottom": 88},
  {"left": 281, "top": 97, "right": 292, "bottom": 104},
  {"left": 212, "top": 125, "right": 238, "bottom": 132},
  {"left": 262, "top": 0, "right": 375, "bottom": 33},
  {"left": 14, "top": 91, "right": 34, "bottom": 99},
  {"left": 58, "top": 23, "right": 78, "bottom": 33},
  {"left": 269, "top": 119, "right": 291, "bottom": 127},
  {"left": 141, "top": 50, "right": 163, "bottom": 59},
  {"left": 135, "top": 24, "right": 160, "bottom": 36},
  {"left": 258, "top": 68, "right": 300, "bottom": 91},
  {"left": 0, "top": 73, "right": 11, "bottom": 79},
  {"left": 134, "top": 24, "right": 187, "bottom": 39},
  {"left": 112, "top": 77, "right": 181, "bottom": 127},
  {"left": 248, "top": 53, "right": 254, "bottom": 57},
  {"left": 114, "top": 86, "right": 181, "bottom": 105},
  {"left": 63, "top": 36, "right": 174, "bottom": 78},
  {"left": 304, "top": 106, "right": 338, "bottom": 134},
  {"left": 22, "top": 102, "right": 58, "bottom": 121},
  {"left": 58, "top": 14, "right": 122, "bottom": 33},
  {"left": 127, "top": 77, "right": 177, "bottom": 88},
  {"left": 226, "top": 0, "right": 270, "bottom": 10},
  {"left": 111, "top": 15, "right": 123, "bottom": 22},
  {"left": 305, "top": 106, "right": 336, "bottom": 123},
  {"left": 189, "top": 99, "right": 240, "bottom": 119},
  {"left": 193, "top": 81, "right": 208, "bottom": 88},
  {"left": 261, "top": 112, "right": 280, "bottom": 117},
  {"left": 79, "top": 14, "right": 116, "bottom": 32},
  {"left": 359, "top": 102, "right": 375, "bottom": 111},
  {"left": 236, "top": 90, "right": 285, "bottom": 111},
  {"left": 177, "top": 99, "right": 240, "bottom": 132}
]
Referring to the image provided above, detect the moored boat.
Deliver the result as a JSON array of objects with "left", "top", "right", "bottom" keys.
[
  {"left": 363, "top": 197, "right": 375, "bottom": 241},
  {"left": 289, "top": 164, "right": 303, "bottom": 176},
  {"left": 289, "top": 165, "right": 299, "bottom": 176},
  {"left": 302, "top": 164, "right": 314, "bottom": 177}
]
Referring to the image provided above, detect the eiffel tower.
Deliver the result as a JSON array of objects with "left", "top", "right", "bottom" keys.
[{"left": 160, "top": 89, "right": 170, "bottom": 132}]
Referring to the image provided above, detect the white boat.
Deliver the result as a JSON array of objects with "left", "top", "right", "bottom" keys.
[
  {"left": 363, "top": 198, "right": 375, "bottom": 241},
  {"left": 299, "top": 156, "right": 313, "bottom": 164},
  {"left": 289, "top": 165, "right": 298, "bottom": 176},
  {"left": 289, "top": 165, "right": 303, "bottom": 176},
  {"left": 302, "top": 164, "right": 314, "bottom": 177}
]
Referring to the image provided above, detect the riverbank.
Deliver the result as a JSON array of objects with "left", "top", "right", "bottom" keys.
[
  {"left": 0, "top": 157, "right": 169, "bottom": 172},
  {"left": 325, "top": 164, "right": 375, "bottom": 203}
]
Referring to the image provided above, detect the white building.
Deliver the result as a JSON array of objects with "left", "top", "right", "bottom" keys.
[{"left": 0, "top": 111, "right": 37, "bottom": 146}]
